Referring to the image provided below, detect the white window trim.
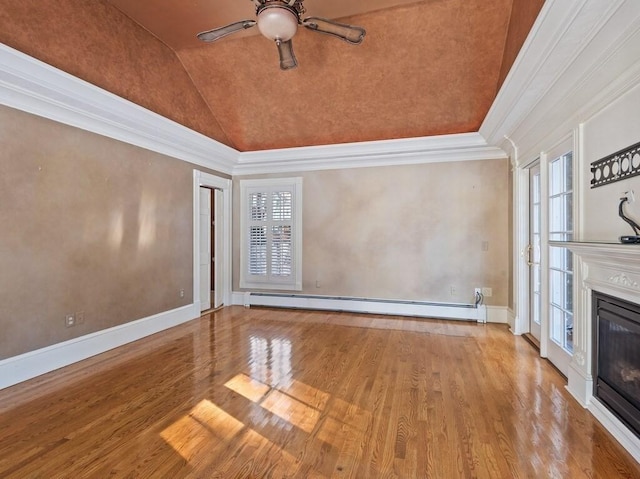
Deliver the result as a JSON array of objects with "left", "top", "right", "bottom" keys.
[{"left": 240, "top": 177, "right": 303, "bottom": 291}]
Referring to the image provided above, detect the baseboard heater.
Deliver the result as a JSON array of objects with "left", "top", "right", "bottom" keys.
[{"left": 242, "top": 292, "right": 487, "bottom": 323}]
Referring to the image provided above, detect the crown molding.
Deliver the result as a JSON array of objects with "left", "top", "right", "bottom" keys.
[
  {"left": 0, "top": 42, "right": 507, "bottom": 176},
  {"left": 0, "top": 43, "right": 237, "bottom": 174},
  {"left": 233, "top": 133, "right": 507, "bottom": 175},
  {"left": 480, "top": 0, "right": 640, "bottom": 164}
]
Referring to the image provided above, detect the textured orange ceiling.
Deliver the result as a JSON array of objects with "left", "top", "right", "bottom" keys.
[{"left": 0, "top": 0, "right": 544, "bottom": 152}]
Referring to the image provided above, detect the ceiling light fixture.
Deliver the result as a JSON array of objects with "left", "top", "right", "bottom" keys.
[
  {"left": 256, "top": 3, "right": 299, "bottom": 42},
  {"left": 197, "top": 0, "right": 366, "bottom": 70}
]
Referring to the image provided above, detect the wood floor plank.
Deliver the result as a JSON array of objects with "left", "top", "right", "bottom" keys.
[{"left": 1, "top": 306, "right": 640, "bottom": 478}]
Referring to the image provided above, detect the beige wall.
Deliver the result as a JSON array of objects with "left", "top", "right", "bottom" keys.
[
  {"left": 583, "top": 83, "right": 640, "bottom": 240},
  {"left": 0, "top": 105, "right": 198, "bottom": 359},
  {"left": 234, "top": 159, "right": 510, "bottom": 306},
  {"left": 0, "top": 102, "right": 512, "bottom": 360}
]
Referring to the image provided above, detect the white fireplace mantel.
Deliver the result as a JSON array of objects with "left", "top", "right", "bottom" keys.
[
  {"left": 564, "top": 241, "right": 640, "bottom": 305},
  {"left": 554, "top": 241, "right": 640, "bottom": 462}
]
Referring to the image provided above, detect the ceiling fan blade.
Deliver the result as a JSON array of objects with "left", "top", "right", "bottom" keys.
[
  {"left": 302, "top": 17, "right": 366, "bottom": 45},
  {"left": 276, "top": 39, "right": 298, "bottom": 70},
  {"left": 197, "top": 20, "right": 257, "bottom": 43}
]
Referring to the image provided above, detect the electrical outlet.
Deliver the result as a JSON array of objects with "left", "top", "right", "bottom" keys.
[
  {"left": 481, "top": 241, "right": 489, "bottom": 252},
  {"left": 315, "top": 279, "right": 321, "bottom": 288},
  {"left": 474, "top": 287, "right": 482, "bottom": 303},
  {"left": 76, "top": 311, "right": 85, "bottom": 325},
  {"left": 65, "top": 314, "right": 76, "bottom": 328},
  {"left": 482, "top": 287, "right": 493, "bottom": 297},
  {"left": 450, "top": 286, "right": 456, "bottom": 296},
  {"left": 180, "top": 289, "right": 185, "bottom": 298}
]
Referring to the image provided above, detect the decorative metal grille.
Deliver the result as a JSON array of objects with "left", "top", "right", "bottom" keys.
[{"left": 591, "top": 140, "right": 640, "bottom": 188}]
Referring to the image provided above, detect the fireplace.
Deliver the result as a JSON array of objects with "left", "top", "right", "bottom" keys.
[
  {"left": 556, "top": 241, "right": 640, "bottom": 461},
  {"left": 593, "top": 291, "right": 640, "bottom": 437}
]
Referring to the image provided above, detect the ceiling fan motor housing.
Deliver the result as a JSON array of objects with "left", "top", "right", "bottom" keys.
[{"left": 256, "top": 2, "right": 300, "bottom": 42}]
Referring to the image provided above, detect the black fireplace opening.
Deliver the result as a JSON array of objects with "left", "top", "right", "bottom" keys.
[{"left": 593, "top": 291, "right": 640, "bottom": 437}]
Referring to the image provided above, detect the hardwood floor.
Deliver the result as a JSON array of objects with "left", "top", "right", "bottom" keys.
[{"left": 1, "top": 306, "right": 639, "bottom": 478}]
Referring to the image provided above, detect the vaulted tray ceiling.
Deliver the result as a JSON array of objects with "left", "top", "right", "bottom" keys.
[{"left": 0, "top": 0, "right": 544, "bottom": 152}]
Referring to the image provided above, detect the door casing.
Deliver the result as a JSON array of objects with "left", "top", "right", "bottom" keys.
[
  {"left": 529, "top": 162, "right": 542, "bottom": 343},
  {"left": 193, "top": 171, "right": 231, "bottom": 312},
  {"left": 199, "top": 187, "right": 212, "bottom": 311}
]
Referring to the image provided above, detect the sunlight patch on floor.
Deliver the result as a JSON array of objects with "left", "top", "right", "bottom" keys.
[
  {"left": 160, "top": 399, "right": 245, "bottom": 460},
  {"left": 261, "top": 389, "right": 320, "bottom": 434},
  {"left": 224, "top": 373, "right": 270, "bottom": 402}
]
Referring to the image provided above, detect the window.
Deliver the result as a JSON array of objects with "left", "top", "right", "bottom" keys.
[
  {"left": 240, "top": 178, "right": 302, "bottom": 290},
  {"left": 548, "top": 151, "right": 573, "bottom": 353}
]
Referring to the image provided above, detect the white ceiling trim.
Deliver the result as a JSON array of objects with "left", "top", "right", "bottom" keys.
[
  {"left": 233, "top": 133, "right": 507, "bottom": 175},
  {"left": 0, "top": 43, "right": 238, "bottom": 175},
  {"left": 480, "top": 0, "right": 640, "bottom": 164},
  {"left": 0, "top": 42, "right": 507, "bottom": 176}
]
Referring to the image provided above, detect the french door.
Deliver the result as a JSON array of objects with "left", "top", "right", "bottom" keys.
[
  {"left": 546, "top": 151, "right": 574, "bottom": 374},
  {"left": 525, "top": 147, "right": 574, "bottom": 376}
]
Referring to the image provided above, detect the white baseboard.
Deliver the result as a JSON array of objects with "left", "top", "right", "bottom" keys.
[
  {"left": 0, "top": 303, "right": 199, "bottom": 390},
  {"left": 509, "top": 312, "right": 527, "bottom": 336},
  {"left": 231, "top": 291, "right": 246, "bottom": 306},
  {"left": 486, "top": 306, "right": 510, "bottom": 324},
  {"left": 232, "top": 292, "right": 490, "bottom": 323},
  {"left": 589, "top": 398, "right": 640, "bottom": 464},
  {"left": 507, "top": 308, "right": 516, "bottom": 330},
  {"left": 566, "top": 362, "right": 593, "bottom": 408}
]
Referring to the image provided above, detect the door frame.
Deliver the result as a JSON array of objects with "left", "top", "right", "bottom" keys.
[
  {"left": 513, "top": 163, "right": 532, "bottom": 336},
  {"left": 528, "top": 162, "right": 542, "bottom": 343},
  {"left": 514, "top": 158, "right": 548, "bottom": 357},
  {"left": 513, "top": 132, "right": 579, "bottom": 376},
  {"left": 199, "top": 187, "right": 212, "bottom": 312},
  {"left": 193, "top": 170, "right": 232, "bottom": 311},
  {"left": 213, "top": 188, "right": 224, "bottom": 309}
]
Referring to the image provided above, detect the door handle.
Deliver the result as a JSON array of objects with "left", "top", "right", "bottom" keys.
[{"left": 526, "top": 244, "right": 533, "bottom": 266}]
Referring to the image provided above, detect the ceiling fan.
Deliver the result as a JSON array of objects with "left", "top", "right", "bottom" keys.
[{"left": 197, "top": 0, "right": 366, "bottom": 70}]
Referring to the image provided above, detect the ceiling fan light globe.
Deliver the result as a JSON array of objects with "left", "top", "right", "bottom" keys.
[{"left": 257, "top": 6, "right": 298, "bottom": 42}]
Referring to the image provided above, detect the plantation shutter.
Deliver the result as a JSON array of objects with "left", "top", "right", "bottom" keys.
[
  {"left": 271, "top": 190, "right": 293, "bottom": 277},
  {"left": 241, "top": 178, "right": 301, "bottom": 290}
]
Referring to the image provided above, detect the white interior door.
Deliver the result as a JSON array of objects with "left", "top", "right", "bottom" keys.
[
  {"left": 199, "top": 187, "right": 211, "bottom": 311},
  {"left": 213, "top": 189, "right": 224, "bottom": 309}
]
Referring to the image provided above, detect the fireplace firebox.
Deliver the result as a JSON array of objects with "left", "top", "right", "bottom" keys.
[{"left": 593, "top": 291, "right": 640, "bottom": 437}]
